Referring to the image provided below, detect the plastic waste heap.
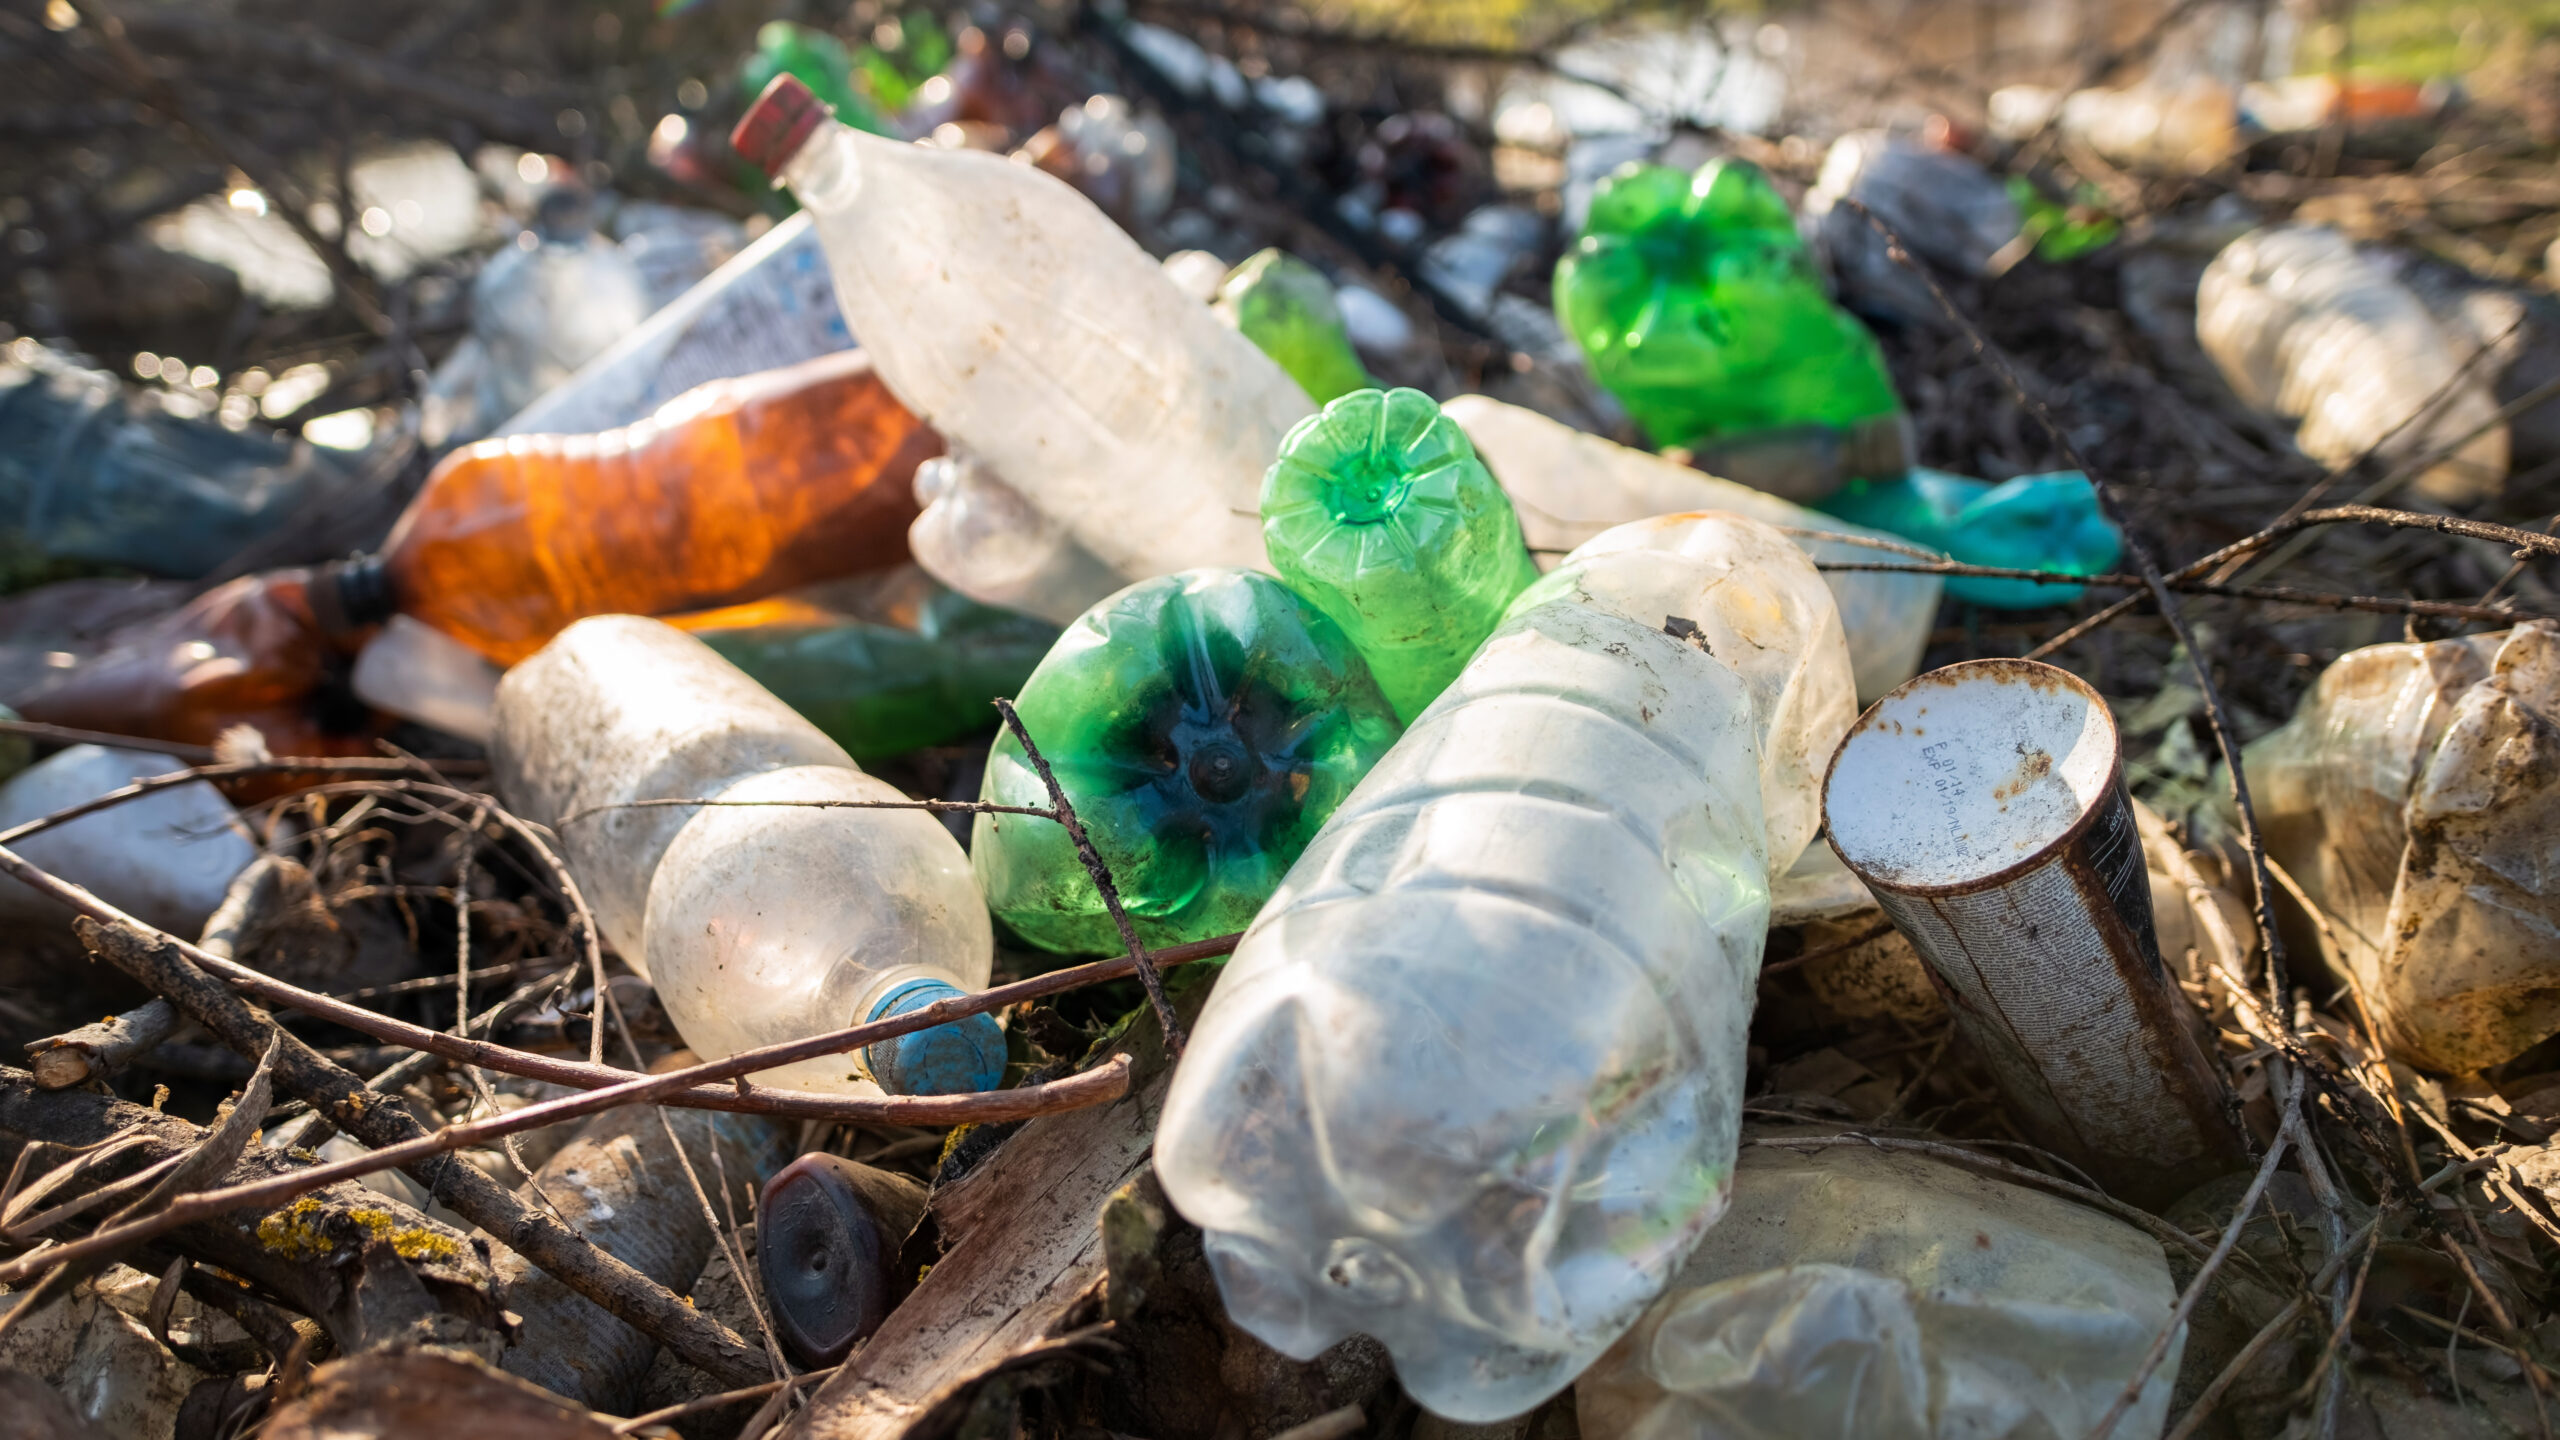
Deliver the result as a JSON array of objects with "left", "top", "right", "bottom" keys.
[
  {"left": 734, "top": 74, "right": 1312, "bottom": 589},
  {"left": 2227, "top": 621, "right": 2560, "bottom": 1073},
  {"left": 1156, "top": 512, "right": 1857, "bottom": 1421},
  {"left": 1214, "top": 249, "right": 1375, "bottom": 407},
  {"left": 973, "top": 569, "right": 1402, "bottom": 956},
  {"left": 1818, "top": 467, "right": 2122, "bottom": 608},
  {"left": 1441, "top": 393, "right": 1939, "bottom": 701},
  {"left": 493, "top": 616, "right": 999, "bottom": 1096},
  {"left": 1801, "top": 130, "right": 2022, "bottom": 330},
  {"left": 0, "top": 343, "right": 360, "bottom": 583},
  {"left": 1552, "top": 158, "right": 1908, "bottom": 501},
  {"left": 1261, "top": 388, "right": 1538, "bottom": 722},
  {"left": 2199, "top": 223, "right": 2510, "bottom": 506}
]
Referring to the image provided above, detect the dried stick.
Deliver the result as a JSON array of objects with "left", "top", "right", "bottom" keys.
[
  {"left": 995, "top": 698, "right": 1186, "bottom": 1056},
  {"left": 1813, "top": 559, "right": 2535, "bottom": 624},
  {"left": 1, "top": 917, "right": 1140, "bottom": 1296},
  {"left": 62, "top": 917, "right": 774, "bottom": 1389},
  {"left": 1844, "top": 196, "right": 2297, "bottom": 1021},
  {"left": 2082, "top": 1089, "right": 2300, "bottom": 1440},
  {"left": 26, "top": 852, "right": 281, "bottom": 1088}
]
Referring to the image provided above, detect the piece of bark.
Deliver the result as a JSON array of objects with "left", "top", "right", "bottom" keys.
[
  {"left": 784, "top": 984, "right": 1196, "bottom": 1440},
  {"left": 261, "top": 1348, "right": 623, "bottom": 1440},
  {"left": 0, "top": 1066, "right": 501, "bottom": 1355},
  {"left": 497, "top": 1055, "right": 794, "bottom": 1414},
  {"left": 77, "top": 915, "right": 772, "bottom": 1389},
  {"left": 26, "top": 853, "right": 348, "bottom": 1090}
]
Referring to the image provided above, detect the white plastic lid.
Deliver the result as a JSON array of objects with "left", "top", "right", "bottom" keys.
[{"left": 1823, "top": 660, "right": 2119, "bottom": 892}]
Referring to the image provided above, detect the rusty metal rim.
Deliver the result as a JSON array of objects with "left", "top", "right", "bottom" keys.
[{"left": 1820, "top": 658, "right": 2126, "bottom": 900}]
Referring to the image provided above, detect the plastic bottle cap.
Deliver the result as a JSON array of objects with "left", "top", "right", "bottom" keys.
[
  {"left": 732, "top": 73, "right": 830, "bottom": 178},
  {"left": 862, "top": 978, "right": 1004, "bottom": 1096}
]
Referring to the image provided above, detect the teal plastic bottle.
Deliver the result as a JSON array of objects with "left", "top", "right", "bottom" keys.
[
  {"left": 1817, "top": 469, "right": 2121, "bottom": 608},
  {"left": 1215, "top": 250, "right": 1373, "bottom": 406},
  {"left": 1261, "top": 388, "right": 1540, "bottom": 722},
  {"left": 973, "top": 569, "right": 1402, "bottom": 954},
  {"left": 1554, "top": 159, "right": 1905, "bottom": 461}
]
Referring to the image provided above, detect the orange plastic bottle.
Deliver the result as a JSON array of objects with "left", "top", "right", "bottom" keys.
[
  {"left": 16, "top": 349, "right": 938, "bottom": 753},
  {"left": 329, "top": 346, "right": 939, "bottom": 665}
]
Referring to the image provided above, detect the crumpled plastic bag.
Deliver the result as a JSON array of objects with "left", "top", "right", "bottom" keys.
[
  {"left": 1577, "top": 1134, "right": 2179, "bottom": 1440},
  {"left": 2223, "top": 620, "right": 2560, "bottom": 1072}
]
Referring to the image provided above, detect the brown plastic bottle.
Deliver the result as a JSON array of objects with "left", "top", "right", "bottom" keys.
[
  {"left": 336, "top": 346, "right": 940, "bottom": 665},
  {"left": 16, "top": 349, "right": 938, "bottom": 753},
  {"left": 17, "top": 569, "right": 383, "bottom": 757}
]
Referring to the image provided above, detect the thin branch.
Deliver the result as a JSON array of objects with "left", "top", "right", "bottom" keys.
[{"left": 995, "top": 698, "right": 1186, "bottom": 1057}]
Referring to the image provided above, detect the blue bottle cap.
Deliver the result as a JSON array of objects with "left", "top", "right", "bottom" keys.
[{"left": 862, "top": 978, "right": 1004, "bottom": 1096}]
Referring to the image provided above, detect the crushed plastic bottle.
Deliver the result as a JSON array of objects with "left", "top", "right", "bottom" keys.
[
  {"left": 1803, "top": 131, "right": 2022, "bottom": 328},
  {"left": 0, "top": 745, "right": 258, "bottom": 937},
  {"left": 494, "top": 616, "right": 999, "bottom": 1096},
  {"left": 1552, "top": 157, "right": 1906, "bottom": 493},
  {"left": 2198, "top": 224, "right": 2509, "bottom": 506},
  {"left": 464, "top": 188, "right": 656, "bottom": 441},
  {"left": 1578, "top": 1130, "right": 2181, "bottom": 1440},
  {"left": 334, "top": 347, "right": 938, "bottom": 665},
  {"left": 906, "top": 450, "right": 1122, "bottom": 626},
  {"left": 973, "top": 569, "right": 1401, "bottom": 956},
  {"left": 1156, "top": 513, "right": 1856, "bottom": 1422},
  {"left": 1214, "top": 250, "right": 1374, "bottom": 407},
  {"left": 2223, "top": 621, "right": 2560, "bottom": 1073},
  {"left": 1818, "top": 468, "right": 2122, "bottom": 608},
  {"left": 1441, "top": 393, "right": 1939, "bottom": 701},
  {"left": 1262, "top": 388, "right": 1539, "bottom": 721},
  {"left": 734, "top": 74, "right": 1312, "bottom": 587},
  {"left": 0, "top": 343, "right": 360, "bottom": 583}
]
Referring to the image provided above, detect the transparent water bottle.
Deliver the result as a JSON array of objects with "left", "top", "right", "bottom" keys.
[
  {"left": 906, "top": 450, "right": 1122, "bottom": 626},
  {"left": 493, "top": 616, "right": 998, "bottom": 1096},
  {"left": 1156, "top": 512, "right": 1856, "bottom": 1421},
  {"left": 734, "top": 75, "right": 1312, "bottom": 587},
  {"left": 471, "top": 190, "right": 656, "bottom": 433}
]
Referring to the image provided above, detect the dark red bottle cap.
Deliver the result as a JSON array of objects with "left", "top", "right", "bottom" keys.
[{"left": 732, "top": 73, "right": 830, "bottom": 178}]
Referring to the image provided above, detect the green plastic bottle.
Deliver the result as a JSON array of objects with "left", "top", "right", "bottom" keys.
[
  {"left": 1554, "top": 159, "right": 1904, "bottom": 454},
  {"left": 1261, "top": 388, "right": 1540, "bottom": 722},
  {"left": 741, "top": 22, "right": 889, "bottom": 137},
  {"left": 973, "top": 569, "right": 1401, "bottom": 955},
  {"left": 694, "top": 589, "right": 1058, "bottom": 763},
  {"left": 1215, "top": 250, "right": 1373, "bottom": 406},
  {"left": 1817, "top": 468, "right": 2120, "bottom": 609}
]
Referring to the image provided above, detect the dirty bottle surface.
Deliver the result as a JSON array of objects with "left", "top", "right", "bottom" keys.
[
  {"left": 1215, "top": 249, "right": 1374, "bottom": 406},
  {"left": 338, "top": 348, "right": 937, "bottom": 666},
  {"left": 494, "top": 616, "right": 998, "bottom": 1096},
  {"left": 1156, "top": 513, "right": 1855, "bottom": 1422},
  {"left": 973, "top": 569, "right": 1401, "bottom": 956},
  {"left": 1261, "top": 388, "right": 1539, "bottom": 721},
  {"left": 1552, "top": 158, "right": 1904, "bottom": 469},
  {"left": 735, "top": 74, "right": 1311, "bottom": 587}
]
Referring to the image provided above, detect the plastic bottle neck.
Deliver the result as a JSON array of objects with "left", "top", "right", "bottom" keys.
[{"left": 309, "top": 554, "right": 398, "bottom": 643}]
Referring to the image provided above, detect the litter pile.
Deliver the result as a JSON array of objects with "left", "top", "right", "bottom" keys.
[{"left": 6, "top": 2, "right": 2560, "bottom": 1438}]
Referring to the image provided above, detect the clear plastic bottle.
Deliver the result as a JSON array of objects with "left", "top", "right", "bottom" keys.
[
  {"left": 469, "top": 189, "right": 657, "bottom": 436},
  {"left": 492, "top": 616, "right": 998, "bottom": 1096},
  {"left": 1261, "top": 388, "right": 1539, "bottom": 721},
  {"left": 906, "top": 450, "right": 1122, "bottom": 625},
  {"left": 1155, "top": 513, "right": 1855, "bottom": 1422},
  {"left": 2199, "top": 224, "right": 2509, "bottom": 506},
  {"left": 734, "top": 74, "right": 1312, "bottom": 586},
  {"left": 1440, "top": 393, "right": 1937, "bottom": 702}
]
